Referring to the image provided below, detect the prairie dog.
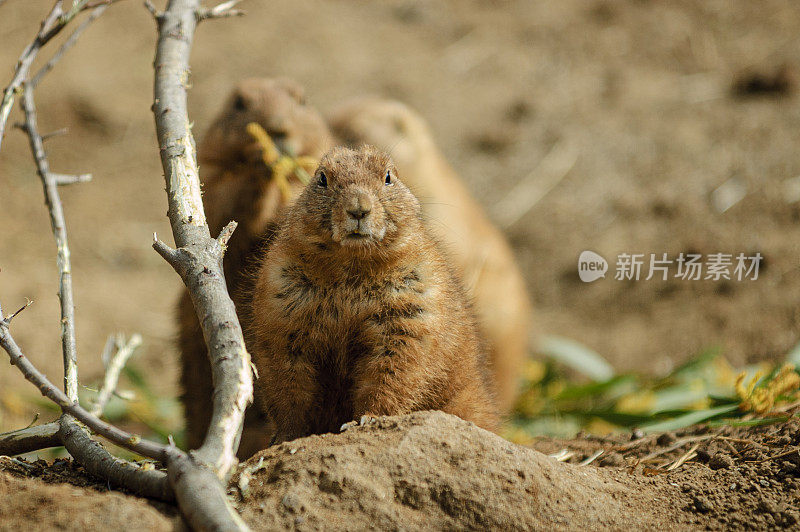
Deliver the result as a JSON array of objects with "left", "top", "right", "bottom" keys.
[
  {"left": 178, "top": 78, "right": 333, "bottom": 457},
  {"left": 328, "top": 98, "right": 532, "bottom": 412},
  {"left": 249, "top": 146, "right": 499, "bottom": 442}
]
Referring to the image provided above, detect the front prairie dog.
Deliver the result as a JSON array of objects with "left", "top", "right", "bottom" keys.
[
  {"left": 178, "top": 78, "right": 333, "bottom": 457},
  {"left": 249, "top": 146, "right": 499, "bottom": 442},
  {"left": 328, "top": 98, "right": 532, "bottom": 412}
]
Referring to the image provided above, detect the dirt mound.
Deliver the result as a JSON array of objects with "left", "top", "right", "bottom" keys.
[
  {"left": 532, "top": 417, "right": 800, "bottom": 529},
  {"left": 0, "top": 461, "right": 175, "bottom": 532},
  {"left": 3, "top": 412, "right": 799, "bottom": 530},
  {"left": 231, "top": 411, "right": 678, "bottom": 530}
]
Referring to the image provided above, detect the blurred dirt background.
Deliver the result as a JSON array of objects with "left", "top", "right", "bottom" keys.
[{"left": 2, "top": 0, "right": 800, "bottom": 436}]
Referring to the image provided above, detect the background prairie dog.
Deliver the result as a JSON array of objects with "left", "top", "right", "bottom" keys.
[
  {"left": 328, "top": 98, "right": 532, "bottom": 413},
  {"left": 178, "top": 78, "right": 333, "bottom": 457},
  {"left": 249, "top": 146, "right": 498, "bottom": 442}
]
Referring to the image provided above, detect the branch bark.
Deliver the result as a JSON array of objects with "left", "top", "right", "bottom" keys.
[
  {"left": 0, "top": 1, "right": 254, "bottom": 528},
  {"left": 0, "top": 421, "right": 61, "bottom": 456},
  {"left": 89, "top": 333, "right": 142, "bottom": 417},
  {"left": 20, "top": 84, "right": 78, "bottom": 402},
  {"left": 151, "top": 0, "right": 253, "bottom": 480},
  {"left": 0, "top": 0, "right": 174, "bottom": 505}
]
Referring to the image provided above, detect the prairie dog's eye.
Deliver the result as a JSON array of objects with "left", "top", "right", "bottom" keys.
[
  {"left": 317, "top": 171, "right": 327, "bottom": 188},
  {"left": 385, "top": 170, "right": 392, "bottom": 186},
  {"left": 233, "top": 95, "right": 247, "bottom": 111}
]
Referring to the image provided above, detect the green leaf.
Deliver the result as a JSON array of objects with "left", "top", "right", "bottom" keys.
[
  {"left": 649, "top": 385, "right": 710, "bottom": 414},
  {"left": 515, "top": 415, "right": 583, "bottom": 438},
  {"left": 554, "top": 375, "right": 636, "bottom": 402},
  {"left": 707, "top": 416, "right": 790, "bottom": 428},
  {"left": 640, "top": 404, "right": 739, "bottom": 433},
  {"left": 667, "top": 347, "right": 719, "bottom": 380},
  {"left": 538, "top": 336, "right": 614, "bottom": 381},
  {"left": 566, "top": 409, "right": 656, "bottom": 427}
]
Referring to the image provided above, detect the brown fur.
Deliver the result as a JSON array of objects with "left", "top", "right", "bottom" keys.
[
  {"left": 249, "top": 146, "right": 499, "bottom": 442},
  {"left": 327, "top": 98, "right": 533, "bottom": 413},
  {"left": 178, "top": 78, "right": 333, "bottom": 457}
]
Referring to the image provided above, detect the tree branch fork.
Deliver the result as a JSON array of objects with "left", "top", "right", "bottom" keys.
[{"left": 0, "top": 1, "right": 254, "bottom": 530}]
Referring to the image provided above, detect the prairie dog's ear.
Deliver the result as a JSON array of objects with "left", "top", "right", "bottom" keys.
[{"left": 275, "top": 78, "right": 306, "bottom": 105}]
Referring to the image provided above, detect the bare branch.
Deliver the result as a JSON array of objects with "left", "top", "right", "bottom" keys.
[
  {"left": 196, "top": 0, "right": 244, "bottom": 21},
  {"left": 30, "top": 4, "right": 110, "bottom": 88},
  {"left": 0, "top": 323, "right": 170, "bottom": 460},
  {"left": 41, "top": 127, "right": 69, "bottom": 141},
  {"left": 152, "top": 0, "right": 252, "bottom": 480},
  {"left": 152, "top": 233, "right": 184, "bottom": 273},
  {"left": 52, "top": 173, "right": 92, "bottom": 185},
  {"left": 89, "top": 333, "right": 142, "bottom": 417},
  {"left": 0, "top": 0, "right": 107, "bottom": 152},
  {"left": 0, "top": 320, "right": 248, "bottom": 527},
  {"left": 2, "top": 298, "right": 33, "bottom": 325},
  {"left": 0, "top": 421, "right": 61, "bottom": 456},
  {"left": 20, "top": 84, "right": 79, "bottom": 401},
  {"left": 1, "top": 1, "right": 252, "bottom": 528},
  {"left": 58, "top": 416, "right": 173, "bottom": 501},
  {"left": 216, "top": 220, "right": 238, "bottom": 248},
  {"left": 143, "top": 0, "right": 161, "bottom": 19},
  {"left": 167, "top": 453, "right": 250, "bottom": 529},
  {"left": 0, "top": 3, "right": 251, "bottom": 527}
]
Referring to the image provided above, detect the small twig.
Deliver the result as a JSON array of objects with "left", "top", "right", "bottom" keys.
[
  {"left": 52, "top": 173, "right": 92, "bottom": 186},
  {"left": 30, "top": 3, "right": 110, "bottom": 88},
  {"left": 751, "top": 448, "right": 800, "bottom": 464},
  {"left": 23, "top": 412, "right": 40, "bottom": 429},
  {"left": 84, "top": 0, "right": 118, "bottom": 8},
  {"left": 216, "top": 220, "right": 237, "bottom": 248},
  {"left": 0, "top": 323, "right": 169, "bottom": 460},
  {"left": 0, "top": 456, "right": 37, "bottom": 471},
  {"left": 549, "top": 449, "right": 575, "bottom": 462},
  {"left": 41, "top": 127, "right": 69, "bottom": 141},
  {"left": 721, "top": 439, "right": 741, "bottom": 457},
  {"left": 196, "top": 0, "right": 244, "bottom": 21},
  {"left": 89, "top": 333, "right": 142, "bottom": 417},
  {"left": 0, "top": 0, "right": 105, "bottom": 152},
  {"left": 664, "top": 443, "right": 700, "bottom": 471},
  {"left": 143, "top": 0, "right": 160, "bottom": 18},
  {"left": 638, "top": 434, "right": 716, "bottom": 463},
  {"left": 579, "top": 449, "right": 604, "bottom": 466},
  {"left": 2, "top": 298, "right": 33, "bottom": 325}
]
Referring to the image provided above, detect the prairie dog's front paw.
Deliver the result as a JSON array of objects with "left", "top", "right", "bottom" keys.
[
  {"left": 339, "top": 420, "right": 357, "bottom": 432},
  {"left": 358, "top": 414, "right": 377, "bottom": 426}
]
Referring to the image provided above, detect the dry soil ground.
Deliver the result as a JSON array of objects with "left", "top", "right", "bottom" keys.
[{"left": 1, "top": 0, "right": 800, "bottom": 529}]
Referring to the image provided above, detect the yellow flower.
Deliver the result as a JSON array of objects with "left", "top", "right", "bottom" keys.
[
  {"left": 736, "top": 364, "right": 800, "bottom": 414},
  {"left": 246, "top": 123, "right": 319, "bottom": 202}
]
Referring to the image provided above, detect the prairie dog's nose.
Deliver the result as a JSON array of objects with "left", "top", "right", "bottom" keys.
[{"left": 346, "top": 192, "right": 373, "bottom": 220}]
